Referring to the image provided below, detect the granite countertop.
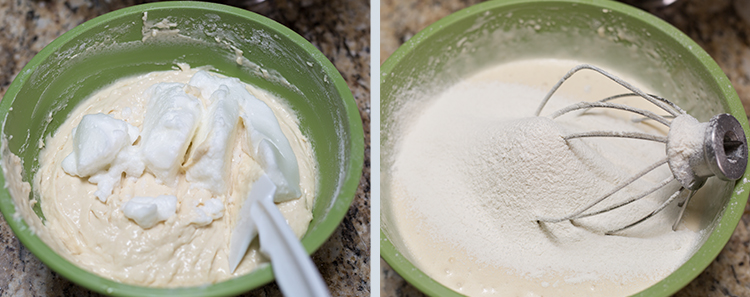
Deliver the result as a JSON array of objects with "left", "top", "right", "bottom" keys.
[
  {"left": 381, "top": 0, "right": 750, "bottom": 296},
  {"left": 0, "top": 0, "right": 370, "bottom": 296}
]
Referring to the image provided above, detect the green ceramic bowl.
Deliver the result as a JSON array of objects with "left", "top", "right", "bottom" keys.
[
  {"left": 0, "top": 2, "right": 363, "bottom": 296},
  {"left": 381, "top": 0, "right": 750, "bottom": 296}
]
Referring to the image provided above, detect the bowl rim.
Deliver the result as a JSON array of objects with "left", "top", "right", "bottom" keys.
[
  {"left": 379, "top": 0, "right": 750, "bottom": 296},
  {"left": 0, "top": 1, "right": 364, "bottom": 296}
]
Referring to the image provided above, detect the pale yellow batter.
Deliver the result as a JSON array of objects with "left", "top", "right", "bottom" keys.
[{"left": 30, "top": 66, "right": 317, "bottom": 287}]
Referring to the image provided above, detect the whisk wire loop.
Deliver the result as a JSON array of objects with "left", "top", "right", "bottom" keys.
[
  {"left": 536, "top": 157, "right": 669, "bottom": 224},
  {"left": 564, "top": 131, "right": 668, "bottom": 143},
  {"left": 549, "top": 101, "right": 672, "bottom": 126},
  {"left": 535, "top": 64, "right": 682, "bottom": 117},
  {"left": 672, "top": 189, "right": 696, "bottom": 231},
  {"left": 606, "top": 187, "right": 686, "bottom": 235},
  {"left": 577, "top": 176, "right": 675, "bottom": 219},
  {"left": 597, "top": 93, "right": 686, "bottom": 115}
]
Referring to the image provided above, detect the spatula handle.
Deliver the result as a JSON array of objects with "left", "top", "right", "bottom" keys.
[{"left": 251, "top": 180, "right": 331, "bottom": 297}]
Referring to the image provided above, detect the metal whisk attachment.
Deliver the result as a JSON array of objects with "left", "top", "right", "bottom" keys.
[{"left": 535, "top": 64, "right": 748, "bottom": 235}]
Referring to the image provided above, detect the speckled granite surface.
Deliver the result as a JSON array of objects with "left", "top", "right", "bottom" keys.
[
  {"left": 0, "top": 0, "right": 370, "bottom": 296},
  {"left": 381, "top": 0, "right": 750, "bottom": 296}
]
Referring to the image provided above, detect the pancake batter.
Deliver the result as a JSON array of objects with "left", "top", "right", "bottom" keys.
[{"left": 30, "top": 65, "right": 317, "bottom": 287}]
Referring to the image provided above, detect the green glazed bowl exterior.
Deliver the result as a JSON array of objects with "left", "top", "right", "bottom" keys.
[
  {"left": 381, "top": 0, "right": 750, "bottom": 296},
  {"left": 0, "top": 2, "right": 363, "bottom": 296}
]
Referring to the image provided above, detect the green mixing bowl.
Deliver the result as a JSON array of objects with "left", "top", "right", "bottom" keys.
[
  {"left": 0, "top": 2, "right": 363, "bottom": 296},
  {"left": 381, "top": 0, "right": 750, "bottom": 296}
]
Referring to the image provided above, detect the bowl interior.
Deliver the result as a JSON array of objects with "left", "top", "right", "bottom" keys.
[
  {"left": 380, "top": 0, "right": 750, "bottom": 296},
  {"left": 0, "top": 2, "right": 363, "bottom": 296}
]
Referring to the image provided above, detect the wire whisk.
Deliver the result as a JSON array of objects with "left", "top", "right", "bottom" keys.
[{"left": 535, "top": 64, "right": 748, "bottom": 235}]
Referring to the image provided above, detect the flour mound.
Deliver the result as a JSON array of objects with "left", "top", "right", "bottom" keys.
[{"left": 468, "top": 116, "right": 623, "bottom": 221}]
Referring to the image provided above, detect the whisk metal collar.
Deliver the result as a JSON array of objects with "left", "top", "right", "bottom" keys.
[{"left": 705, "top": 113, "right": 748, "bottom": 181}]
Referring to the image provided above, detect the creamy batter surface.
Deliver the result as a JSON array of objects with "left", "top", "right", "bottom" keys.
[
  {"left": 384, "top": 59, "right": 703, "bottom": 296},
  {"left": 30, "top": 65, "right": 316, "bottom": 287}
]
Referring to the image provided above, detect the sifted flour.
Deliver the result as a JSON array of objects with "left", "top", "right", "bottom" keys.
[{"left": 386, "top": 59, "right": 703, "bottom": 296}]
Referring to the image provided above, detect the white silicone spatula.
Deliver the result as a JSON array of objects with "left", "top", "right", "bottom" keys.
[{"left": 229, "top": 174, "right": 330, "bottom": 297}]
